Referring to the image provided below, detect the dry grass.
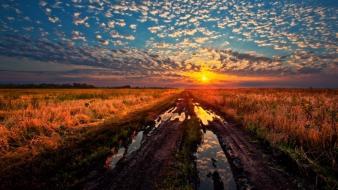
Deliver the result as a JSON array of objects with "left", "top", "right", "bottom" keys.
[
  {"left": 0, "top": 89, "right": 180, "bottom": 157},
  {"left": 190, "top": 89, "right": 337, "bottom": 174}
]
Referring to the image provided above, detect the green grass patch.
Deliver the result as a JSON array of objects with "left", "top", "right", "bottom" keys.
[{"left": 160, "top": 117, "right": 202, "bottom": 190}]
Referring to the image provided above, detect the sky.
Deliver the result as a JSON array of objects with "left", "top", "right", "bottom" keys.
[{"left": 0, "top": 0, "right": 337, "bottom": 88}]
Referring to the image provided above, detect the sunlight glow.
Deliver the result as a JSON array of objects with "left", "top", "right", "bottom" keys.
[
  {"left": 184, "top": 70, "right": 222, "bottom": 84},
  {"left": 201, "top": 74, "right": 209, "bottom": 83},
  {"left": 182, "top": 70, "right": 276, "bottom": 86}
]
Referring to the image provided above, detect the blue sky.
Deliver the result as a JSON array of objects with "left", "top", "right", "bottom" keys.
[{"left": 0, "top": 0, "right": 337, "bottom": 87}]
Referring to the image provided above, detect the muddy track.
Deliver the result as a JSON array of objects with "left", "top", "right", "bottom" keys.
[
  {"left": 84, "top": 92, "right": 300, "bottom": 190},
  {"left": 210, "top": 120, "right": 298, "bottom": 190},
  {"left": 87, "top": 121, "right": 183, "bottom": 190},
  {"left": 85, "top": 93, "right": 193, "bottom": 190},
  {"left": 193, "top": 96, "right": 301, "bottom": 190}
]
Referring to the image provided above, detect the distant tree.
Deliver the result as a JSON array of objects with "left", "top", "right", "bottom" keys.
[{"left": 0, "top": 83, "right": 96, "bottom": 89}]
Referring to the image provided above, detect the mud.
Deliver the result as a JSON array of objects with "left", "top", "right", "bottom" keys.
[
  {"left": 193, "top": 98, "right": 301, "bottom": 190},
  {"left": 85, "top": 93, "right": 299, "bottom": 190},
  {"left": 84, "top": 96, "right": 191, "bottom": 190}
]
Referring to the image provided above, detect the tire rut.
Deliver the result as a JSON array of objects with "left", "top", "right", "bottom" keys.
[
  {"left": 211, "top": 121, "right": 298, "bottom": 190},
  {"left": 84, "top": 96, "right": 191, "bottom": 190}
]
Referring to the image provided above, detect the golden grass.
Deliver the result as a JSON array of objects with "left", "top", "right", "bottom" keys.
[
  {"left": 0, "top": 89, "right": 180, "bottom": 156},
  {"left": 190, "top": 89, "right": 337, "bottom": 171}
]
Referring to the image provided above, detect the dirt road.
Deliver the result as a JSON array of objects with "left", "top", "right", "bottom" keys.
[
  {"left": 84, "top": 93, "right": 193, "bottom": 190},
  {"left": 209, "top": 119, "right": 299, "bottom": 190},
  {"left": 83, "top": 92, "right": 299, "bottom": 190}
]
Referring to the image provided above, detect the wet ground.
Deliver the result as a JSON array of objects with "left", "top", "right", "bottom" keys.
[
  {"left": 194, "top": 102, "right": 236, "bottom": 190},
  {"left": 196, "top": 130, "right": 236, "bottom": 190},
  {"left": 84, "top": 96, "right": 191, "bottom": 190},
  {"left": 82, "top": 92, "right": 298, "bottom": 190},
  {"left": 104, "top": 130, "right": 144, "bottom": 170}
]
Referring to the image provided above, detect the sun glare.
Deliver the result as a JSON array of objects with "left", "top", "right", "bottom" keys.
[
  {"left": 186, "top": 70, "right": 215, "bottom": 84},
  {"left": 201, "top": 74, "right": 209, "bottom": 82},
  {"left": 183, "top": 70, "right": 274, "bottom": 85}
]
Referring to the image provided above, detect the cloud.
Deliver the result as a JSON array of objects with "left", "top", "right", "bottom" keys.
[
  {"left": 48, "top": 16, "right": 59, "bottom": 23},
  {"left": 0, "top": 35, "right": 181, "bottom": 75},
  {"left": 73, "top": 14, "right": 89, "bottom": 27},
  {"left": 148, "top": 26, "right": 164, "bottom": 33},
  {"left": 0, "top": 0, "right": 337, "bottom": 87},
  {"left": 72, "top": 31, "right": 86, "bottom": 41},
  {"left": 130, "top": 24, "right": 137, "bottom": 30}
]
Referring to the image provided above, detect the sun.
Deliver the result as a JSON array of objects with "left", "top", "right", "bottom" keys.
[
  {"left": 201, "top": 74, "right": 209, "bottom": 83},
  {"left": 183, "top": 70, "right": 228, "bottom": 85},
  {"left": 187, "top": 70, "right": 214, "bottom": 84}
]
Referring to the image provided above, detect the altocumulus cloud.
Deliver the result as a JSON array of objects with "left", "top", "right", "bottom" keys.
[{"left": 0, "top": 0, "right": 337, "bottom": 87}]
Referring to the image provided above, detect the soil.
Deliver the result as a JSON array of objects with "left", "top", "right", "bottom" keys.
[
  {"left": 83, "top": 93, "right": 193, "bottom": 190},
  {"left": 83, "top": 92, "right": 300, "bottom": 190},
  {"left": 209, "top": 120, "right": 299, "bottom": 190}
]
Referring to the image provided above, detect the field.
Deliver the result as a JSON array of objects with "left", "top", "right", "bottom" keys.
[
  {"left": 0, "top": 88, "right": 337, "bottom": 190},
  {"left": 0, "top": 89, "right": 180, "bottom": 158}
]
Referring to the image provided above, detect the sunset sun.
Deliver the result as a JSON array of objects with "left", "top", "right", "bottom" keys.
[
  {"left": 200, "top": 73, "right": 209, "bottom": 83},
  {"left": 185, "top": 70, "right": 217, "bottom": 84}
]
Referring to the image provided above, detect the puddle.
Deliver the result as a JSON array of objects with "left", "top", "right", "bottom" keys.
[
  {"left": 105, "top": 147, "right": 126, "bottom": 169},
  {"left": 194, "top": 103, "right": 225, "bottom": 125},
  {"left": 154, "top": 106, "right": 186, "bottom": 128},
  {"left": 105, "top": 101, "right": 188, "bottom": 170},
  {"left": 197, "top": 130, "right": 237, "bottom": 190},
  {"left": 105, "top": 130, "right": 144, "bottom": 169},
  {"left": 126, "top": 131, "right": 144, "bottom": 155}
]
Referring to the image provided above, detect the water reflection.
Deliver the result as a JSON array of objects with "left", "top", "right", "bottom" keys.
[
  {"left": 154, "top": 106, "right": 186, "bottom": 128},
  {"left": 197, "top": 131, "right": 236, "bottom": 190},
  {"left": 126, "top": 131, "right": 144, "bottom": 155},
  {"left": 105, "top": 130, "right": 144, "bottom": 169},
  {"left": 194, "top": 103, "right": 224, "bottom": 125},
  {"left": 105, "top": 104, "right": 187, "bottom": 170},
  {"left": 105, "top": 147, "right": 125, "bottom": 169}
]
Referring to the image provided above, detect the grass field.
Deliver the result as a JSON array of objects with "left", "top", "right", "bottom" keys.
[
  {"left": 190, "top": 89, "right": 337, "bottom": 184},
  {"left": 0, "top": 88, "right": 337, "bottom": 189},
  {"left": 0, "top": 89, "right": 180, "bottom": 158}
]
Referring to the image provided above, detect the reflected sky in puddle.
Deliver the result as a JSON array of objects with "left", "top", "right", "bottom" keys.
[
  {"left": 105, "top": 130, "right": 144, "bottom": 169},
  {"left": 105, "top": 103, "right": 187, "bottom": 170},
  {"left": 154, "top": 106, "right": 186, "bottom": 128},
  {"left": 194, "top": 103, "right": 224, "bottom": 125},
  {"left": 126, "top": 131, "right": 144, "bottom": 155},
  {"left": 197, "top": 130, "right": 236, "bottom": 190}
]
